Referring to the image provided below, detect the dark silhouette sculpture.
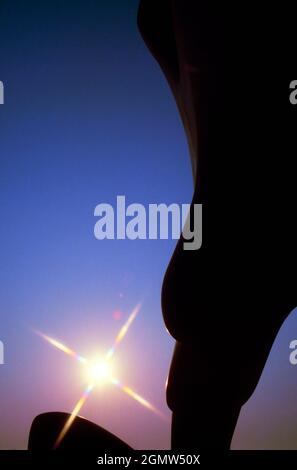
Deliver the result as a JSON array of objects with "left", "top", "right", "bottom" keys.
[
  {"left": 29, "top": 1, "right": 296, "bottom": 450},
  {"left": 138, "top": 1, "right": 297, "bottom": 449}
]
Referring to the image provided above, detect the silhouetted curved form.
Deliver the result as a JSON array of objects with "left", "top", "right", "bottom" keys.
[
  {"left": 138, "top": 1, "right": 297, "bottom": 449},
  {"left": 28, "top": 413, "right": 132, "bottom": 450}
]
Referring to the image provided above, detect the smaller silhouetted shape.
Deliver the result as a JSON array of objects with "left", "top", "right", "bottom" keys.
[{"left": 28, "top": 412, "right": 132, "bottom": 450}]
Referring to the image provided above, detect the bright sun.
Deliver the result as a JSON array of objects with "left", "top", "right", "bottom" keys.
[
  {"left": 87, "top": 359, "right": 112, "bottom": 385},
  {"left": 34, "top": 303, "right": 168, "bottom": 448}
]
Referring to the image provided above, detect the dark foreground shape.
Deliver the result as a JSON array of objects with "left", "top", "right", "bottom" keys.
[
  {"left": 138, "top": 0, "right": 297, "bottom": 449},
  {"left": 28, "top": 412, "right": 132, "bottom": 450}
]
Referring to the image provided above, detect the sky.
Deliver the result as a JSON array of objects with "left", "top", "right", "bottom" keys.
[{"left": 0, "top": 0, "right": 296, "bottom": 450}]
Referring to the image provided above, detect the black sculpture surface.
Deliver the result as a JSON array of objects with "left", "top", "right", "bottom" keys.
[
  {"left": 29, "top": 1, "right": 296, "bottom": 450},
  {"left": 138, "top": 0, "right": 296, "bottom": 449}
]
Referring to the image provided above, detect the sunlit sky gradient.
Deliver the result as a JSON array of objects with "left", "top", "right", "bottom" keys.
[{"left": 0, "top": 0, "right": 296, "bottom": 450}]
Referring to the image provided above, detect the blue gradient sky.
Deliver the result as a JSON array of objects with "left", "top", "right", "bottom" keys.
[{"left": 0, "top": 0, "right": 296, "bottom": 450}]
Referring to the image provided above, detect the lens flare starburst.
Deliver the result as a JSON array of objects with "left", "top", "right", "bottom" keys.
[{"left": 34, "top": 303, "right": 168, "bottom": 448}]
